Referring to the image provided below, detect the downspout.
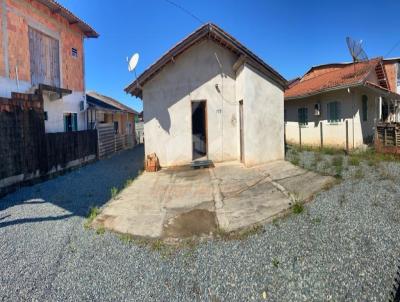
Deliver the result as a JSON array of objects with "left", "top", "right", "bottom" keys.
[{"left": 82, "top": 35, "right": 87, "bottom": 129}]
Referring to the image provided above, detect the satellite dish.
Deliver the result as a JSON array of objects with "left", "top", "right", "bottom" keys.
[
  {"left": 346, "top": 37, "right": 368, "bottom": 62},
  {"left": 127, "top": 53, "right": 139, "bottom": 72}
]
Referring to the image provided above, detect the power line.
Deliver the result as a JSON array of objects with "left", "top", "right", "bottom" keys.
[
  {"left": 163, "top": 0, "right": 205, "bottom": 25},
  {"left": 385, "top": 39, "right": 400, "bottom": 58}
]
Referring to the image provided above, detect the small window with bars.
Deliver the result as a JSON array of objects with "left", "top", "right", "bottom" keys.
[{"left": 71, "top": 48, "right": 78, "bottom": 58}]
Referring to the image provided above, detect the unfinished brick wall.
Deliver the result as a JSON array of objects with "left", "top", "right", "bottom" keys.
[
  {"left": 3, "top": 0, "right": 84, "bottom": 91},
  {"left": 384, "top": 62, "right": 397, "bottom": 92},
  {"left": 0, "top": 2, "right": 4, "bottom": 77},
  {"left": 61, "top": 30, "right": 84, "bottom": 91}
]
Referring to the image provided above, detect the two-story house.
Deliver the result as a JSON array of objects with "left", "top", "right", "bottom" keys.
[{"left": 0, "top": 0, "right": 98, "bottom": 132}]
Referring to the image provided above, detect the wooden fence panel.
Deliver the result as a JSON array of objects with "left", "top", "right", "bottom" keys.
[
  {"left": 97, "top": 123, "right": 135, "bottom": 159},
  {"left": 375, "top": 123, "right": 400, "bottom": 154},
  {"left": 0, "top": 93, "right": 98, "bottom": 196},
  {"left": 45, "top": 130, "right": 97, "bottom": 171}
]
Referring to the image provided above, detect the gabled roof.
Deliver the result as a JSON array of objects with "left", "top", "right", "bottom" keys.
[
  {"left": 125, "top": 23, "right": 287, "bottom": 98},
  {"left": 86, "top": 91, "right": 138, "bottom": 114},
  {"left": 35, "top": 0, "right": 98, "bottom": 38},
  {"left": 285, "top": 58, "right": 395, "bottom": 100}
]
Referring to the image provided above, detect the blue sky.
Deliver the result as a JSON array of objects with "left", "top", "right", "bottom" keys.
[{"left": 59, "top": 0, "right": 400, "bottom": 112}]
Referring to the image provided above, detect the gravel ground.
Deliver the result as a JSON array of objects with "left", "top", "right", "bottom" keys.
[{"left": 1, "top": 145, "right": 400, "bottom": 301}]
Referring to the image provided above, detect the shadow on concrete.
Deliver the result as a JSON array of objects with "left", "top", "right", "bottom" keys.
[{"left": 0, "top": 145, "right": 144, "bottom": 227}]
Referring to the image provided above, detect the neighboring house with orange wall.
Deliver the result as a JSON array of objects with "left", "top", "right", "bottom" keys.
[{"left": 0, "top": 0, "right": 98, "bottom": 132}]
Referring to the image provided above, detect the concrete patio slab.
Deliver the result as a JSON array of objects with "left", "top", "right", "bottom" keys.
[{"left": 93, "top": 160, "right": 335, "bottom": 238}]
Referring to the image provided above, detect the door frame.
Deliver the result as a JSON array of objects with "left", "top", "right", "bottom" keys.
[{"left": 190, "top": 100, "right": 208, "bottom": 160}]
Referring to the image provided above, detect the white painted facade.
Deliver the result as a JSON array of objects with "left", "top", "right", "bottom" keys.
[
  {"left": 42, "top": 92, "right": 86, "bottom": 133},
  {"left": 142, "top": 40, "right": 284, "bottom": 167},
  {"left": 0, "top": 76, "right": 86, "bottom": 133},
  {"left": 285, "top": 87, "right": 382, "bottom": 149},
  {"left": 0, "top": 77, "right": 32, "bottom": 98}
]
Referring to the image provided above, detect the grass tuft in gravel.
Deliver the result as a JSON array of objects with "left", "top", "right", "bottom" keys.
[
  {"left": 272, "top": 258, "right": 280, "bottom": 268},
  {"left": 349, "top": 156, "right": 361, "bottom": 166},
  {"left": 110, "top": 186, "right": 119, "bottom": 199},
  {"left": 272, "top": 217, "right": 280, "bottom": 227},
  {"left": 289, "top": 155, "right": 300, "bottom": 166},
  {"left": 124, "top": 178, "right": 134, "bottom": 188},
  {"left": 84, "top": 206, "right": 100, "bottom": 229},
  {"left": 119, "top": 233, "right": 135, "bottom": 244},
  {"left": 149, "top": 239, "right": 173, "bottom": 255},
  {"left": 332, "top": 155, "right": 344, "bottom": 178},
  {"left": 291, "top": 202, "right": 304, "bottom": 214},
  {"left": 314, "top": 152, "right": 323, "bottom": 163},
  {"left": 353, "top": 167, "right": 364, "bottom": 180},
  {"left": 311, "top": 217, "right": 321, "bottom": 224},
  {"left": 378, "top": 165, "right": 396, "bottom": 182},
  {"left": 96, "top": 226, "right": 105, "bottom": 235}
]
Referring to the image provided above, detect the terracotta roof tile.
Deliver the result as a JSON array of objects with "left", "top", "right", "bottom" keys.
[
  {"left": 35, "top": 0, "right": 98, "bottom": 38},
  {"left": 285, "top": 58, "right": 382, "bottom": 99}
]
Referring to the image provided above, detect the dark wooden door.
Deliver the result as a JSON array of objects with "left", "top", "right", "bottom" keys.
[
  {"left": 28, "top": 27, "right": 60, "bottom": 87},
  {"left": 239, "top": 100, "right": 244, "bottom": 162}
]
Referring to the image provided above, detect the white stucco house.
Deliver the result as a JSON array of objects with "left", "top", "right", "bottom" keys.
[
  {"left": 285, "top": 57, "right": 400, "bottom": 149},
  {"left": 125, "top": 23, "right": 287, "bottom": 167}
]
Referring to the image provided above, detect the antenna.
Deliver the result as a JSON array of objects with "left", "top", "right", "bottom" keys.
[
  {"left": 346, "top": 37, "right": 368, "bottom": 62},
  {"left": 127, "top": 53, "right": 140, "bottom": 89}
]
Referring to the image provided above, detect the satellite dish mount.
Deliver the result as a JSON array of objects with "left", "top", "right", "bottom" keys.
[{"left": 346, "top": 37, "right": 368, "bottom": 63}]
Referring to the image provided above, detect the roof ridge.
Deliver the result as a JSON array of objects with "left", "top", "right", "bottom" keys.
[
  {"left": 125, "top": 23, "right": 287, "bottom": 97},
  {"left": 87, "top": 91, "right": 138, "bottom": 114},
  {"left": 296, "top": 58, "right": 381, "bottom": 86},
  {"left": 306, "top": 56, "right": 383, "bottom": 72}
]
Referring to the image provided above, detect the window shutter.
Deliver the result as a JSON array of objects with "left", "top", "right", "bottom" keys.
[
  {"left": 64, "top": 115, "right": 67, "bottom": 132},
  {"left": 327, "top": 103, "right": 331, "bottom": 122},
  {"left": 72, "top": 113, "right": 78, "bottom": 131},
  {"left": 298, "top": 108, "right": 302, "bottom": 124},
  {"left": 336, "top": 102, "right": 341, "bottom": 122}
]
